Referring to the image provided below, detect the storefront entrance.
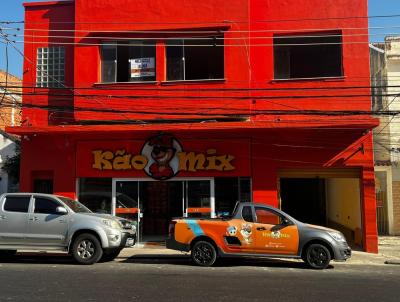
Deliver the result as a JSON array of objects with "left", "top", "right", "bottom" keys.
[
  {"left": 279, "top": 169, "right": 363, "bottom": 248},
  {"left": 112, "top": 178, "right": 215, "bottom": 243}
]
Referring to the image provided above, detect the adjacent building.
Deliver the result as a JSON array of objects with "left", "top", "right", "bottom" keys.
[
  {"left": 7, "top": 0, "right": 379, "bottom": 251},
  {"left": 370, "top": 38, "right": 400, "bottom": 236},
  {"left": 0, "top": 70, "right": 21, "bottom": 194}
]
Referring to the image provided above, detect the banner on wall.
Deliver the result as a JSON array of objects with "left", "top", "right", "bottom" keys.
[{"left": 77, "top": 133, "right": 250, "bottom": 180}]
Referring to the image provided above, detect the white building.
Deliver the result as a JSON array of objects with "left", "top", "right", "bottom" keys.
[
  {"left": 370, "top": 38, "right": 400, "bottom": 235},
  {"left": 0, "top": 130, "right": 19, "bottom": 194}
]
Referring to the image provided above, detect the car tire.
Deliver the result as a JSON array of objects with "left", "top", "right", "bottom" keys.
[
  {"left": 72, "top": 233, "right": 103, "bottom": 265},
  {"left": 191, "top": 241, "right": 217, "bottom": 267},
  {"left": 304, "top": 243, "right": 331, "bottom": 269},
  {"left": 101, "top": 248, "right": 122, "bottom": 262}
]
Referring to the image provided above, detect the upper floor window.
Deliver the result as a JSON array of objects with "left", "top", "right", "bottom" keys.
[
  {"left": 166, "top": 36, "right": 224, "bottom": 81},
  {"left": 101, "top": 41, "right": 156, "bottom": 83},
  {"left": 36, "top": 46, "right": 65, "bottom": 88},
  {"left": 274, "top": 32, "right": 343, "bottom": 80}
]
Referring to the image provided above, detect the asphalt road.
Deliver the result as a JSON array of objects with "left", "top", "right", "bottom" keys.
[{"left": 0, "top": 253, "right": 399, "bottom": 302}]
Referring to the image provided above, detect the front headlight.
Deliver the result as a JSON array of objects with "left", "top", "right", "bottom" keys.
[
  {"left": 329, "top": 232, "right": 347, "bottom": 243},
  {"left": 103, "top": 219, "right": 121, "bottom": 229}
]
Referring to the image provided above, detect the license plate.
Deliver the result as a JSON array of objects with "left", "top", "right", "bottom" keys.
[{"left": 126, "top": 238, "right": 135, "bottom": 246}]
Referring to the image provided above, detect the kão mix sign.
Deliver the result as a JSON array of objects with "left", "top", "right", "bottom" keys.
[{"left": 91, "top": 134, "right": 235, "bottom": 180}]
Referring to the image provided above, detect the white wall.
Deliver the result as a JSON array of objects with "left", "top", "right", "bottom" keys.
[{"left": 0, "top": 134, "right": 17, "bottom": 194}]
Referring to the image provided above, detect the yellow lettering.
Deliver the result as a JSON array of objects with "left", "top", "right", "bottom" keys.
[
  {"left": 216, "top": 155, "right": 235, "bottom": 171},
  {"left": 92, "top": 150, "right": 113, "bottom": 170},
  {"left": 131, "top": 155, "right": 148, "bottom": 170},
  {"left": 178, "top": 152, "right": 206, "bottom": 172},
  {"left": 112, "top": 150, "right": 132, "bottom": 170},
  {"left": 206, "top": 149, "right": 218, "bottom": 170}
]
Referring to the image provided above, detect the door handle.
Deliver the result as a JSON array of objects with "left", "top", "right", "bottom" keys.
[
  {"left": 29, "top": 217, "right": 38, "bottom": 221},
  {"left": 257, "top": 227, "right": 266, "bottom": 231},
  {"left": 0, "top": 215, "right": 6, "bottom": 220}
]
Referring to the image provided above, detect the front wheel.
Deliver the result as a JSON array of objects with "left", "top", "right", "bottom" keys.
[
  {"left": 191, "top": 241, "right": 217, "bottom": 267},
  {"left": 72, "top": 233, "right": 103, "bottom": 265},
  {"left": 304, "top": 243, "right": 331, "bottom": 269}
]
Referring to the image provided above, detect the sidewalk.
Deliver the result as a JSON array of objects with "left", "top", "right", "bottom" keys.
[{"left": 120, "top": 236, "right": 400, "bottom": 265}]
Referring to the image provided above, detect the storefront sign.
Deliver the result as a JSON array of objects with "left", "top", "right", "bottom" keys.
[
  {"left": 91, "top": 134, "right": 235, "bottom": 180},
  {"left": 76, "top": 135, "right": 250, "bottom": 179},
  {"left": 130, "top": 57, "right": 155, "bottom": 78}
]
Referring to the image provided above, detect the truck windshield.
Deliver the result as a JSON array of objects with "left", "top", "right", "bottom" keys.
[{"left": 58, "top": 197, "right": 92, "bottom": 213}]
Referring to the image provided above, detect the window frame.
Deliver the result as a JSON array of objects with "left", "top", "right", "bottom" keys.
[
  {"left": 254, "top": 206, "right": 288, "bottom": 226},
  {"left": 100, "top": 40, "right": 157, "bottom": 84},
  {"left": 165, "top": 35, "right": 225, "bottom": 82},
  {"left": 33, "top": 197, "right": 63, "bottom": 215},
  {"left": 273, "top": 31, "right": 344, "bottom": 81},
  {"left": 36, "top": 46, "right": 65, "bottom": 88},
  {"left": 241, "top": 206, "right": 255, "bottom": 223},
  {"left": 3, "top": 196, "right": 32, "bottom": 213}
]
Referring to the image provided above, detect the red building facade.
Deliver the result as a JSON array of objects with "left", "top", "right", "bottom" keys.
[{"left": 9, "top": 0, "right": 379, "bottom": 251}]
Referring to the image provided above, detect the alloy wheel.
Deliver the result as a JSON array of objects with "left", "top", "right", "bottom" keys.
[{"left": 77, "top": 240, "right": 95, "bottom": 259}]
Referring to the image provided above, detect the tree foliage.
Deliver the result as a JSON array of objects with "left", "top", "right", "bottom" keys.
[{"left": 3, "top": 142, "right": 20, "bottom": 181}]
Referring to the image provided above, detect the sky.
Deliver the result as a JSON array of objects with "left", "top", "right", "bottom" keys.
[{"left": 1, "top": 0, "right": 400, "bottom": 78}]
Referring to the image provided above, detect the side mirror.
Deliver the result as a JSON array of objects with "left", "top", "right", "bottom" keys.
[{"left": 56, "top": 206, "right": 68, "bottom": 215}]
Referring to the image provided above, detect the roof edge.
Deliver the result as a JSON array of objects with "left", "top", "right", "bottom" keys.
[{"left": 24, "top": 0, "right": 74, "bottom": 8}]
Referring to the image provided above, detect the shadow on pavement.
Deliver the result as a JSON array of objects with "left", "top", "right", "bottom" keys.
[
  {"left": 121, "top": 254, "right": 333, "bottom": 269},
  {"left": 0, "top": 253, "right": 76, "bottom": 265}
]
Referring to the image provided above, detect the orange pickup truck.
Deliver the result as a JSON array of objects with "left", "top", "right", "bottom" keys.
[{"left": 166, "top": 202, "right": 351, "bottom": 269}]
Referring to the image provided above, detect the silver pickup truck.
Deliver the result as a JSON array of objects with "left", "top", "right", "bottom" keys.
[{"left": 0, "top": 193, "right": 136, "bottom": 264}]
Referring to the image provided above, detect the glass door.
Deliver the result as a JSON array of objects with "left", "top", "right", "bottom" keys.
[
  {"left": 184, "top": 179, "right": 215, "bottom": 218},
  {"left": 113, "top": 181, "right": 142, "bottom": 243},
  {"left": 112, "top": 178, "right": 215, "bottom": 244}
]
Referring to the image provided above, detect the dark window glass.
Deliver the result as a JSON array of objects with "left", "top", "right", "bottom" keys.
[
  {"left": 166, "top": 36, "right": 224, "bottom": 81},
  {"left": 166, "top": 40, "right": 184, "bottom": 81},
  {"left": 34, "top": 179, "right": 53, "bottom": 194},
  {"left": 101, "top": 45, "right": 116, "bottom": 82},
  {"left": 255, "top": 207, "right": 284, "bottom": 225},
  {"left": 79, "top": 178, "right": 112, "bottom": 214},
  {"left": 215, "top": 177, "right": 251, "bottom": 216},
  {"left": 34, "top": 197, "right": 61, "bottom": 214},
  {"left": 274, "top": 32, "right": 343, "bottom": 79},
  {"left": 242, "top": 206, "right": 254, "bottom": 222},
  {"left": 101, "top": 41, "right": 156, "bottom": 83},
  {"left": 4, "top": 196, "right": 31, "bottom": 213}
]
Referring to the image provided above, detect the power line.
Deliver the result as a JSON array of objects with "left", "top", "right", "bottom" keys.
[
  {"left": 4, "top": 11, "right": 400, "bottom": 25},
  {"left": 0, "top": 83, "right": 398, "bottom": 92}
]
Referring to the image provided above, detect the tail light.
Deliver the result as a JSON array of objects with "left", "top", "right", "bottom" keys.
[{"left": 169, "top": 221, "right": 177, "bottom": 237}]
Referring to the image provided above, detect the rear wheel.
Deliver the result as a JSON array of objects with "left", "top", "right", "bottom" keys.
[
  {"left": 72, "top": 233, "right": 103, "bottom": 265},
  {"left": 101, "top": 248, "right": 122, "bottom": 262},
  {"left": 191, "top": 241, "right": 217, "bottom": 267},
  {"left": 304, "top": 243, "right": 331, "bottom": 269}
]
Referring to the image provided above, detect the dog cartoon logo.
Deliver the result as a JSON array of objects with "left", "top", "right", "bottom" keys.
[
  {"left": 142, "top": 133, "right": 183, "bottom": 180},
  {"left": 240, "top": 224, "right": 253, "bottom": 244},
  {"left": 271, "top": 230, "right": 281, "bottom": 239},
  {"left": 226, "top": 226, "right": 237, "bottom": 236}
]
